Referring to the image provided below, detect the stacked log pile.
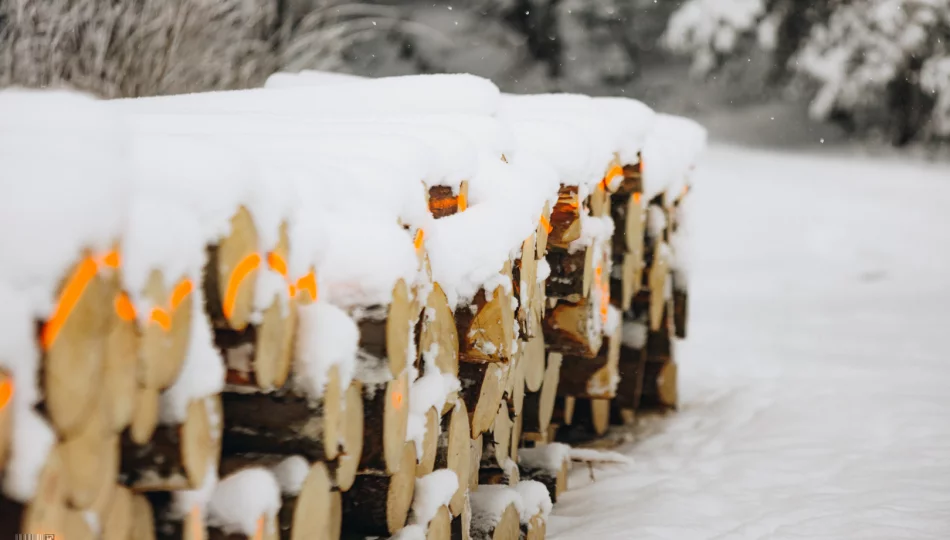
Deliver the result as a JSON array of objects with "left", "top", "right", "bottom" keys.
[{"left": 0, "top": 73, "right": 706, "bottom": 540}]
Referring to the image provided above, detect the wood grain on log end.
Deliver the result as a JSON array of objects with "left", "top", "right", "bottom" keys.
[
  {"left": 337, "top": 379, "right": 364, "bottom": 492},
  {"left": 459, "top": 362, "right": 507, "bottom": 437}
]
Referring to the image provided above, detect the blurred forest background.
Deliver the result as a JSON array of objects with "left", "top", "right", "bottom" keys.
[{"left": 2, "top": 0, "right": 949, "bottom": 150}]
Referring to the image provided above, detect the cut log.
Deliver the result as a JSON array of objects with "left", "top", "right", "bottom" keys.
[
  {"left": 640, "top": 361, "right": 678, "bottom": 410},
  {"left": 416, "top": 406, "right": 440, "bottom": 478},
  {"left": 100, "top": 485, "right": 134, "bottom": 540},
  {"left": 556, "top": 331, "right": 622, "bottom": 400},
  {"left": 208, "top": 513, "right": 280, "bottom": 540},
  {"left": 427, "top": 505, "right": 452, "bottom": 540},
  {"left": 544, "top": 247, "right": 593, "bottom": 303},
  {"left": 504, "top": 351, "right": 526, "bottom": 420},
  {"left": 542, "top": 299, "right": 602, "bottom": 358},
  {"left": 355, "top": 278, "right": 414, "bottom": 377},
  {"left": 435, "top": 400, "right": 471, "bottom": 515},
  {"left": 522, "top": 326, "right": 545, "bottom": 393},
  {"left": 129, "top": 385, "right": 160, "bottom": 445},
  {"left": 609, "top": 252, "right": 642, "bottom": 311},
  {"left": 521, "top": 513, "right": 546, "bottom": 540},
  {"left": 521, "top": 353, "right": 561, "bottom": 438},
  {"left": 41, "top": 256, "right": 111, "bottom": 438},
  {"left": 646, "top": 308, "right": 674, "bottom": 365},
  {"left": 470, "top": 501, "right": 520, "bottom": 540},
  {"left": 477, "top": 461, "right": 519, "bottom": 487},
  {"left": 589, "top": 183, "right": 611, "bottom": 218},
  {"left": 131, "top": 493, "right": 157, "bottom": 540},
  {"left": 616, "top": 162, "right": 643, "bottom": 195},
  {"left": 337, "top": 379, "right": 365, "bottom": 492},
  {"left": 455, "top": 264, "right": 516, "bottom": 363},
  {"left": 204, "top": 206, "right": 260, "bottom": 332},
  {"left": 0, "top": 446, "right": 68, "bottom": 538},
  {"left": 341, "top": 441, "right": 416, "bottom": 536},
  {"left": 221, "top": 366, "right": 342, "bottom": 462},
  {"left": 482, "top": 404, "right": 512, "bottom": 470},
  {"left": 468, "top": 435, "right": 482, "bottom": 492},
  {"left": 140, "top": 270, "right": 193, "bottom": 390},
  {"left": 360, "top": 369, "right": 410, "bottom": 474},
  {"left": 418, "top": 282, "right": 460, "bottom": 382},
  {"left": 450, "top": 490, "right": 471, "bottom": 540},
  {"left": 513, "top": 235, "right": 538, "bottom": 338},
  {"left": 328, "top": 491, "right": 342, "bottom": 540},
  {"left": 122, "top": 396, "right": 220, "bottom": 491},
  {"left": 610, "top": 191, "right": 644, "bottom": 258},
  {"left": 646, "top": 242, "right": 671, "bottom": 332},
  {"left": 61, "top": 393, "right": 111, "bottom": 509},
  {"left": 0, "top": 370, "right": 11, "bottom": 472},
  {"left": 546, "top": 186, "right": 581, "bottom": 250},
  {"left": 458, "top": 362, "right": 507, "bottom": 437},
  {"left": 219, "top": 295, "right": 296, "bottom": 391},
  {"left": 429, "top": 181, "right": 469, "bottom": 219},
  {"left": 63, "top": 508, "right": 96, "bottom": 540},
  {"left": 104, "top": 292, "right": 140, "bottom": 432}
]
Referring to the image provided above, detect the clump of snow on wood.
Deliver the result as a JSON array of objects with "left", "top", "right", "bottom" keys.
[
  {"left": 120, "top": 73, "right": 501, "bottom": 118},
  {"left": 270, "top": 456, "right": 311, "bottom": 496},
  {"left": 160, "top": 287, "right": 225, "bottom": 424},
  {"left": 294, "top": 302, "right": 358, "bottom": 398},
  {"left": 318, "top": 215, "right": 419, "bottom": 309},
  {"left": 0, "top": 284, "right": 40, "bottom": 408},
  {"left": 592, "top": 97, "right": 657, "bottom": 165},
  {"left": 407, "top": 364, "right": 460, "bottom": 458},
  {"left": 518, "top": 443, "right": 572, "bottom": 473},
  {"left": 207, "top": 468, "right": 281, "bottom": 537},
  {"left": 622, "top": 320, "right": 649, "bottom": 349},
  {"left": 411, "top": 469, "right": 459, "bottom": 526},
  {"left": 569, "top": 448, "right": 636, "bottom": 466},
  {"left": 514, "top": 480, "right": 554, "bottom": 521},
  {"left": 470, "top": 485, "right": 525, "bottom": 529},
  {"left": 389, "top": 524, "right": 426, "bottom": 540},
  {"left": 604, "top": 305, "right": 621, "bottom": 337},
  {"left": 2, "top": 406, "right": 56, "bottom": 502},
  {"left": 171, "top": 468, "right": 218, "bottom": 519},
  {"left": 0, "top": 89, "right": 129, "bottom": 312},
  {"left": 537, "top": 259, "right": 552, "bottom": 283},
  {"left": 641, "top": 114, "right": 708, "bottom": 201}
]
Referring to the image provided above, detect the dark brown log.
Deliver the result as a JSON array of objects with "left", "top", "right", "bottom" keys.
[
  {"left": 455, "top": 264, "right": 516, "bottom": 363},
  {"left": 122, "top": 396, "right": 220, "bottom": 492},
  {"left": 615, "top": 161, "right": 643, "bottom": 195},
  {"left": 435, "top": 400, "right": 470, "bottom": 515},
  {"left": 521, "top": 353, "right": 561, "bottom": 437},
  {"left": 545, "top": 247, "right": 594, "bottom": 303},
  {"left": 219, "top": 369, "right": 340, "bottom": 463},
  {"left": 547, "top": 186, "right": 582, "bottom": 250},
  {"left": 640, "top": 361, "right": 678, "bottom": 411},
  {"left": 354, "top": 278, "right": 414, "bottom": 377},
  {"left": 556, "top": 331, "right": 622, "bottom": 400},
  {"left": 458, "top": 361, "right": 507, "bottom": 437},
  {"left": 611, "top": 344, "right": 646, "bottom": 424},
  {"left": 341, "top": 442, "right": 416, "bottom": 536},
  {"left": 672, "top": 273, "right": 688, "bottom": 339},
  {"left": 429, "top": 181, "right": 469, "bottom": 219},
  {"left": 203, "top": 206, "right": 259, "bottom": 332},
  {"left": 359, "top": 369, "right": 410, "bottom": 474},
  {"left": 542, "top": 300, "right": 602, "bottom": 359}
]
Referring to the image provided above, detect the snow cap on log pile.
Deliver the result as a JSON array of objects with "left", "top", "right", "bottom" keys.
[
  {"left": 318, "top": 212, "right": 420, "bottom": 309},
  {"left": 426, "top": 202, "right": 530, "bottom": 309},
  {"left": 294, "top": 301, "right": 358, "bottom": 398},
  {"left": 0, "top": 89, "right": 129, "bottom": 298},
  {"left": 160, "top": 286, "right": 225, "bottom": 423},
  {"left": 411, "top": 469, "right": 458, "bottom": 526},
  {"left": 470, "top": 485, "right": 525, "bottom": 528},
  {"left": 641, "top": 114, "right": 708, "bottom": 201},
  {"left": 592, "top": 97, "right": 658, "bottom": 165},
  {"left": 513, "top": 480, "right": 554, "bottom": 521},
  {"left": 465, "top": 155, "right": 560, "bottom": 229},
  {"left": 265, "top": 70, "right": 365, "bottom": 87},
  {"left": 117, "top": 73, "right": 501, "bottom": 117},
  {"left": 207, "top": 468, "right": 281, "bottom": 536}
]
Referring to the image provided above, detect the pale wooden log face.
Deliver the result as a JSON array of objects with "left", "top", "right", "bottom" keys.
[
  {"left": 416, "top": 407, "right": 440, "bottom": 478},
  {"left": 509, "top": 413, "right": 522, "bottom": 464},
  {"left": 445, "top": 400, "right": 471, "bottom": 515},
  {"left": 101, "top": 485, "right": 133, "bottom": 540},
  {"left": 383, "top": 370, "right": 411, "bottom": 474},
  {"left": 131, "top": 494, "right": 156, "bottom": 540},
  {"left": 648, "top": 243, "right": 671, "bottom": 332},
  {"left": 129, "top": 385, "right": 160, "bottom": 445},
  {"left": 18, "top": 446, "right": 68, "bottom": 535},
  {"left": 328, "top": 491, "right": 342, "bottom": 540},
  {"left": 451, "top": 493, "right": 472, "bottom": 540},
  {"left": 492, "top": 504, "right": 522, "bottom": 540},
  {"left": 44, "top": 259, "right": 110, "bottom": 438},
  {"left": 469, "top": 434, "right": 482, "bottom": 492},
  {"left": 591, "top": 399, "right": 611, "bottom": 435},
  {"left": 337, "top": 380, "right": 364, "bottom": 492},
  {"left": 62, "top": 392, "right": 109, "bottom": 509},
  {"left": 556, "top": 460, "right": 569, "bottom": 498},
  {"left": 489, "top": 404, "right": 512, "bottom": 469},
  {"left": 426, "top": 505, "right": 452, "bottom": 540},
  {"left": 181, "top": 397, "right": 214, "bottom": 490},
  {"left": 522, "top": 328, "right": 546, "bottom": 393},
  {"left": 525, "top": 514, "right": 546, "bottom": 540},
  {"left": 387, "top": 442, "right": 418, "bottom": 534},
  {"left": 387, "top": 279, "right": 412, "bottom": 376},
  {"left": 252, "top": 294, "right": 296, "bottom": 390},
  {"left": 516, "top": 234, "right": 538, "bottom": 337},
  {"left": 625, "top": 192, "right": 645, "bottom": 256},
  {"left": 64, "top": 508, "right": 96, "bottom": 540},
  {"left": 543, "top": 299, "right": 602, "bottom": 358},
  {"left": 215, "top": 206, "right": 259, "bottom": 331},
  {"left": 141, "top": 269, "right": 192, "bottom": 391},
  {"left": 621, "top": 252, "right": 640, "bottom": 311},
  {"left": 468, "top": 362, "right": 507, "bottom": 437},
  {"left": 538, "top": 352, "right": 562, "bottom": 435},
  {"left": 420, "top": 282, "right": 459, "bottom": 378},
  {"left": 291, "top": 462, "right": 333, "bottom": 540}
]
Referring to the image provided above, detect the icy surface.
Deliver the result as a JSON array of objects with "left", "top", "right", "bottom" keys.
[{"left": 548, "top": 144, "right": 950, "bottom": 539}]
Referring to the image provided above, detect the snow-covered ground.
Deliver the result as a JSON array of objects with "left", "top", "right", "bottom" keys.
[{"left": 549, "top": 144, "right": 950, "bottom": 539}]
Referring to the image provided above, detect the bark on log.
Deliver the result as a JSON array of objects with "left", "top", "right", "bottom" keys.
[
  {"left": 672, "top": 272, "right": 688, "bottom": 339},
  {"left": 41, "top": 257, "right": 111, "bottom": 438},
  {"left": 359, "top": 369, "right": 410, "bottom": 474},
  {"left": 204, "top": 206, "right": 260, "bottom": 332},
  {"left": 521, "top": 353, "right": 561, "bottom": 438},
  {"left": 544, "top": 247, "right": 593, "bottom": 303},
  {"left": 429, "top": 181, "right": 469, "bottom": 219},
  {"left": 435, "top": 400, "right": 471, "bottom": 515},
  {"left": 341, "top": 442, "right": 416, "bottom": 536},
  {"left": 542, "top": 300, "right": 602, "bottom": 359},
  {"left": 611, "top": 344, "right": 646, "bottom": 424},
  {"left": 455, "top": 264, "right": 516, "bottom": 363},
  {"left": 220, "top": 366, "right": 342, "bottom": 462},
  {"left": 458, "top": 362, "right": 508, "bottom": 437},
  {"left": 561, "top": 398, "right": 611, "bottom": 438},
  {"left": 610, "top": 191, "right": 644, "bottom": 258},
  {"left": 547, "top": 186, "right": 581, "bottom": 250},
  {"left": 122, "top": 396, "right": 220, "bottom": 491},
  {"left": 353, "top": 279, "right": 414, "bottom": 378},
  {"left": 556, "top": 331, "right": 622, "bottom": 400},
  {"left": 616, "top": 162, "right": 643, "bottom": 195},
  {"left": 640, "top": 361, "right": 678, "bottom": 411},
  {"left": 608, "top": 252, "right": 642, "bottom": 312}
]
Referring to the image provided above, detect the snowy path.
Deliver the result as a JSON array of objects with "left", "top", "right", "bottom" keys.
[{"left": 548, "top": 145, "right": 950, "bottom": 539}]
